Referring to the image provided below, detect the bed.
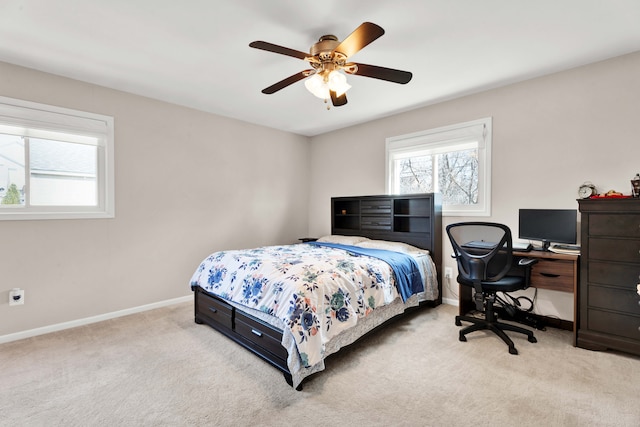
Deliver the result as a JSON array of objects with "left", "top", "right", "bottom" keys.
[{"left": 190, "top": 193, "right": 442, "bottom": 389}]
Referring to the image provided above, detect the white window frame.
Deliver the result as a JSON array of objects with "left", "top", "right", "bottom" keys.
[
  {"left": 0, "top": 96, "right": 114, "bottom": 220},
  {"left": 386, "top": 117, "right": 492, "bottom": 216}
]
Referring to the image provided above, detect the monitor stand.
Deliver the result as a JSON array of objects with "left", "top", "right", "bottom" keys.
[{"left": 532, "top": 240, "right": 552, "bottom": 252}]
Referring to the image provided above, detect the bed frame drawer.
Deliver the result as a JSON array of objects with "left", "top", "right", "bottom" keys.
[
  {"left": 196, "top": 290, "right": 233, "bottom": 330},
  {"left": 235, "top": 312, "right": 288, "bottom": 360},
  {"left": 194, "top": 288, "right": 293, "bottom": 386}
]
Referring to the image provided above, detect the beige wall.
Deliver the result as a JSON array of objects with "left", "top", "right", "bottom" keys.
[
  {"left": 2, "top": 51, "right": 639, "bottom": 337},
  {"left": 309, "top": 51, "right": 640, "bottom": 319},
  {"left": 0, "top": 62, "right": 310, "bottom": 336}
]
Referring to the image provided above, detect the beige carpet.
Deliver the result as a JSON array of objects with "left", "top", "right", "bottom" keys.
[{"left": 1, "top": 302, "right": 639, "bottom": 427}]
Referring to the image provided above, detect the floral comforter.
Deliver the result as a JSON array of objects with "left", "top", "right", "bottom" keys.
[{"left": 190, "top": 242, "right": 436, "bottom": 384}]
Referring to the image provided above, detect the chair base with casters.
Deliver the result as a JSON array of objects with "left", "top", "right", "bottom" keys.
[{"left": 455, "top": 292, "right": 537, "bottom": 355}]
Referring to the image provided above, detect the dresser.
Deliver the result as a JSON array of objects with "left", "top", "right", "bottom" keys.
[{"left": 577, "top": 198, "right": 640, "bottom": 356}]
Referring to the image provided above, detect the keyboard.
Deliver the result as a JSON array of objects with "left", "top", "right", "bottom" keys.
[
  {"left": 551, "top": 244, "right": 581, "bottom": 251},
  {"left": 463, "top": 241, "right": 533, "bottom": 252},
  {"left": 513, "top": 242, "right": 533, "bottom": 251},
  {"left": 463, "top": 240, "right": 497, "bottom": 249}
]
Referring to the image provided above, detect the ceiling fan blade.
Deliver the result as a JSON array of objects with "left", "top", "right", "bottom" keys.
[
  {"left": 261, "top": 70, "right": 314, "bottom": 94},
  {"left": 349, "top": 63, "right": 413, "bottom": 84},
  {"left": 330, "top": 91, "right": 348, "bottom": 107},
  {"left": 249, "top": 41, "right": 309, "bottom": 60},
  {"left": 334, "top": 22, "right": 385, "bottom": 59}
]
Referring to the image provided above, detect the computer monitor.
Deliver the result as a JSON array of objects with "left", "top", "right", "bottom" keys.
[{"left": 518, "top": 209, "right": 577, "bottom": 251}]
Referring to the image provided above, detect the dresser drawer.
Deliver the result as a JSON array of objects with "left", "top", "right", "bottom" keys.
[
  {"left": 361, "top": 216, "right": 392, "bottom": 230},
  {"left": 589, "top": 261, "right": 640, "bottom": 288},
  {"left": 361, "top": 199, "right": 391, "bottom": 215},
  {"left": 235, "top": 312, "right": 288, "bottom": 360},
  {"left": 530, "top": 258, "right": 574, "bottom": 292},
  {"left": 587, "top": 309, "right": 640, "bottom": 341},
  {"left": 588, "top": 237, "right": 640, "bottom": 263},
  {"left": 196, "top": 291, "right": 233, "bottom": 330},
  {"left": 590, "top": 214, "right": 640, "bottom": 238},
  {"left": 588, "top": 285, "right": 640, "bottom": 314}
]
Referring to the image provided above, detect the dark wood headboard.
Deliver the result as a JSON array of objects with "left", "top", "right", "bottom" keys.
[{"left": 331, "top": 193, "right": 442, "bottom": 303}]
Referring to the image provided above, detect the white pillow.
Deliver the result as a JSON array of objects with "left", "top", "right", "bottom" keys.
[
  {"left": 316, "top": 235, "right": 371, "bottom": 245},
  {"left": 354, "top": 239, "right": 430, "bottom": 255}
]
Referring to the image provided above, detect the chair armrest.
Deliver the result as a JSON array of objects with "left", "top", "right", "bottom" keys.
[
  {"left": 518, "top": 258, "right": 538, "bottom": 267},
  {"left": 517, "top": 257, "right": 538, "bottom": 289}
]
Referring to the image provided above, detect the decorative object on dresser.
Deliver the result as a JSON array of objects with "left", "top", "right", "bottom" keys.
[
  {"left": 578, "top": 182, "right": 597, "bottom": 199},
  {"left": 631, "top": 173, "right": 640, "bottom": 198},
  {"left": 577, "top": 198, "right": 640, "bottom": 356},
  {"left": 191, "top": 193, "right": 442, "bottom": 389}
]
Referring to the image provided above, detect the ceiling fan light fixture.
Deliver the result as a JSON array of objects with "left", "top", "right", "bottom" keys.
[
  {"left": 327, "top": 70, "right": 351, "bottom": 97},
  {"left": 304, "top": 73, "right": 330, "bottom": 99}
]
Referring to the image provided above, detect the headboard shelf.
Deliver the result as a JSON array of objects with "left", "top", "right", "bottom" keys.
[{"left": 331, "top": 193, "right": 442, "bottom": 304}]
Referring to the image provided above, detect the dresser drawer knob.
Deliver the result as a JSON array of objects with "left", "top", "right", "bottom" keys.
[
  {"left": 208, "top": 307, "right": 218, "bottom": 314},
  {"left": 251, "top": 329, "right": 263, "bottom": 337}
]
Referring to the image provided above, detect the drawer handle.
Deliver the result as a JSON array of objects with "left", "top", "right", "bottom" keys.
[
  {"left": 251, "top": 329, "right": 263, "bottom": 337},
  {"left": 540, "top": 272, "right": 561, "bottom": 278},
  {"left": 208, "top": 307, "right": 218, "bottom": 314}
]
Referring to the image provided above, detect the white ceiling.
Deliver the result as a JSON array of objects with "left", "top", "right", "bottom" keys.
[{"left": 2, "top": 0, "right": 640, "bottom": 137}]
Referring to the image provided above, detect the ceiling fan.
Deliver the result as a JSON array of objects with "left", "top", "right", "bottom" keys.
[{"left": 249, "top": 22, "right": 412, "bottom": 108}]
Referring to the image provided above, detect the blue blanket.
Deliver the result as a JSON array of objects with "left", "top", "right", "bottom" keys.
[{"left": 308, "top": 242, "right": 424, "bottom": 302}]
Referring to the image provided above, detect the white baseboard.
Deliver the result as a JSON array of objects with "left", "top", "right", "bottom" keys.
[
  {"left": 442, "top": 297, "right": 459, "bottom": 306},
  {"left": 0, "top": 295, "right": 192, "bottom": 345},
  {"left": 2, "top": 294, "right": 458, "bottom": 345}
]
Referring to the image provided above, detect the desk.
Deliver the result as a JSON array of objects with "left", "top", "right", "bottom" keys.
[{"left": 458, "top": 250, "right": 579, "bottom": 344}]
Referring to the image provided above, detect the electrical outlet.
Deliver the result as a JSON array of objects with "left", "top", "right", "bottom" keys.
[
  {"left": 444, "top": 267, "right": 453, "bottom": 279},
  {"left": 9, "top": 288, "right": 24, "bottom": 306}
]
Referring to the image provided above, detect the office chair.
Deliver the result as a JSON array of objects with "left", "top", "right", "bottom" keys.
[{"left": 446, "top": 222, "right": 538, "bottom": 354}]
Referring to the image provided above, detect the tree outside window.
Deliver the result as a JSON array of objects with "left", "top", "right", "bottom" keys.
[{"left": 387, "top": 118, "right": 491, "bottom": 216}]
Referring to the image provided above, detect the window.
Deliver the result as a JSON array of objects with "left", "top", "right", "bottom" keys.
[
  {"left": 0, "top": 96, "right": 114, "bottom": 220},
  {"left": 386, "top": 117, "right": 491, "bottom": 216}
]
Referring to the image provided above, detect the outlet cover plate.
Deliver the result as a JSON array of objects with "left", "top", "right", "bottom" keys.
[
  {"left": 9, "top": 289, "right": 25, "bottom": 306},
  {"left": 444, "top": 267, "right": 453, "bottom": 279}
]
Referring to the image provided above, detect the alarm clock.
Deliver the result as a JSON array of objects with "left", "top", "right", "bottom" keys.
[{"left": 578, "top": 182, "right": 597, "bottom": 199}]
